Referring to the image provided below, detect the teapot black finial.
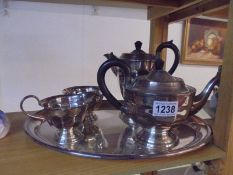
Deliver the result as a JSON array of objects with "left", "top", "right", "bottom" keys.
[{"left": 135, "top": 41, "right": 142, "bottom": 51}]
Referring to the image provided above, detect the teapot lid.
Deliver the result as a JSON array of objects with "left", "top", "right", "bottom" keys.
[
  {"left": 121, "top": 41, "right": 155, "bottom": 60},
  {"left": 127, "top": 57, "right": 193, "bottom": 95}
]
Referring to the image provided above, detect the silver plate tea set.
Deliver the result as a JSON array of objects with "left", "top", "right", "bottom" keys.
[{"left": 21, "top": 41, "right": 221, "bottom": 159}]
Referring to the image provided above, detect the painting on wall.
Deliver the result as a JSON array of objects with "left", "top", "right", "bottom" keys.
[{"left": 181, "top": 17, "right": 227, "bottom": 66}]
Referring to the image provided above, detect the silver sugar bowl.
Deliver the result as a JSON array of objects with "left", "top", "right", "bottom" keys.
[
  {"left": 97, "top": 54, "right": 221, "bottom": 150},
  {"left": 62, "top": 86, "right": 104, "bottom": 143},
  {"left": 62, "top": 86, "right": 103, "bottom": 123},
  {"left": 20, "top": 93, "right": 96, "bottom": 145}
]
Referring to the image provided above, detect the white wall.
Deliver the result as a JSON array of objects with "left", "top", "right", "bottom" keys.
[
  {"left": 0, "top": 1, "right": 219, "bottom": 112},
  {"left": 0, "top": 1, "right": 149, "bottom": 112}
]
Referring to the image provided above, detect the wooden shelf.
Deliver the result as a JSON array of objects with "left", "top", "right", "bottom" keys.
[
  {"left": 1, "top": 0, "right": 233, "bottom": 174},
  {"left": 0, "top": 112, "right": 225, "bottom": 175},
  {"left": 13, "top": 0, "right": 229, "bottom": 21}
]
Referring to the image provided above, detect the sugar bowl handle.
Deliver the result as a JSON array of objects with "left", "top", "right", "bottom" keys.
[
  {"left": 97, "top": 57, "right": 130, "bottom": 110},
  {"left": 20, "top": 95, "right": 45, "bottom": 121}
]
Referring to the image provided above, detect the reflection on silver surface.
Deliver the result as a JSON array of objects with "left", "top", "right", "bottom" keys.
[
  {"left": 62, "top": 86, "right": 103, "bottom": 123},
  {"left": 55, "top": 127, "right": 84, "bottom": 149},
  {"left": 135, "top": 127, "right": 179, "bottom": 151},
  {"left": 24, "top": 110, "right": 212, "bottom": 159}
]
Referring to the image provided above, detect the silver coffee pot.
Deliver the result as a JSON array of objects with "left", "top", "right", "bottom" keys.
[
  {"left": 104, "top": 40, "right": 180, "bottom": 96},
  {"left": 97, "top": 53, "right": 221, "bottom": 150}
]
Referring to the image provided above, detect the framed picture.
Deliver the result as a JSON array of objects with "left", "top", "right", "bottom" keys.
[{"left": 181, "top": 17, "right": 227, "bottom": 66}]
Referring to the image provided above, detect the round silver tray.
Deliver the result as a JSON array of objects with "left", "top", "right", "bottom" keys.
[{"left": 24, "top": 110, "right": 212, "bottom": 159}]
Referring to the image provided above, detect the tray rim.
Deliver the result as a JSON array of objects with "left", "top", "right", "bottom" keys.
[{"left": 24, "top": 110, "right": 213, "bottom": 160}]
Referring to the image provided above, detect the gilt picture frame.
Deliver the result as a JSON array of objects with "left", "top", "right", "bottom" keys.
[{"left": 181, "top": 17, "right": 227, "bottom": 66}]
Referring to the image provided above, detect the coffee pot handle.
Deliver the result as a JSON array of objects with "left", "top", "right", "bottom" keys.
[
  {"left": 20, "top": 95, "right": 45, "bottom": 121},
  {"left": 156, "top": 40, "right": 180, "bottom": 75},
  {"left": 97, "top": 57, "right": 130, "bottom": 110}
]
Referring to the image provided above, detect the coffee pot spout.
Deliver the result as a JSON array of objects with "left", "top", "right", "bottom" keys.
[{"left": 190, "top": 66, "right": 222, "bottom": 116}]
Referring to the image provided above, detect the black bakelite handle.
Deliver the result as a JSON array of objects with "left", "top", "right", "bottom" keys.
[
  {"left": 156, "top": 40, "right": 180, "bottom": 74},
  {"left": 97, "top": 57, "right": 130, "bottom": 109}
]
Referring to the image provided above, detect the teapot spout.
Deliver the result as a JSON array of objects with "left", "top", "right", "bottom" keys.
[
  {"left": 190, "top": 66, "right": 222, "bottom": 116},
  {"left": 104, "top": 52, "right": 118, "bottom": 76}
]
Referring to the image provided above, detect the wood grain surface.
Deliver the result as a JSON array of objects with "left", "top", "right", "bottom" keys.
[{"left": 209, "top": 0, "right": 233, "bottom": 175}]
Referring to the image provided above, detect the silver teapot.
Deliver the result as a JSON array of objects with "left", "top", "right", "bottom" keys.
[
  {"left": 105, "top": 40, "right": 180, "bottom": 96},
  {"left": 97, "top": 54, "right": 221, "bottom": 150}
]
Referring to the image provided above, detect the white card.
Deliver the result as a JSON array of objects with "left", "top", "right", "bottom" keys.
[{"left": 153, "top": 101, "right": 178, "bottom": 117}]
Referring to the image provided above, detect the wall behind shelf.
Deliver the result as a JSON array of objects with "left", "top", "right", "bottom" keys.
[
  {"left": 0, "top": 1, "right": 218, "bottom": 112},
  {"left": 0, "top": 1, "right": 149, "bottom": 111}
]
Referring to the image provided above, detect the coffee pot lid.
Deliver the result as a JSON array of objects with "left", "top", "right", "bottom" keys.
[
  {"left": 127, "top": 56, "right": 191, "bottom": 95},
  {"left": 121, "top": 41, "right": 155, "bottom": 60}
]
